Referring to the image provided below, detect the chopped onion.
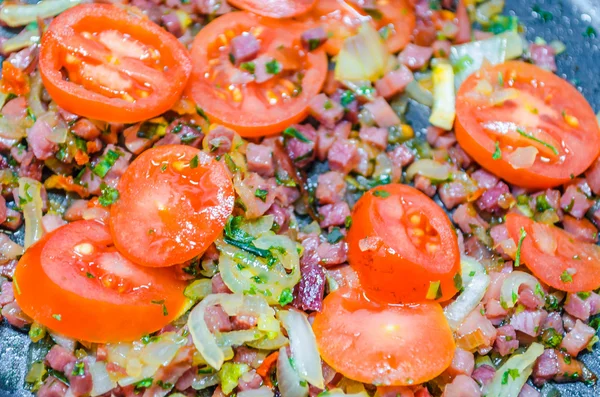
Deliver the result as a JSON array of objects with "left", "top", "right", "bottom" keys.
[
  {"left": 531, "top": 222, "right": 556, "bottom": 254},
  {"left": 248, "top": 331, "right": 289, "bottom": 350},
  {"left": 217, "top": 230, "right": 301, "bottom": 305},
  {"left": 89, "top": 361, "right": 117, "bottom": 397},
  {"left": 188, "top": 293, "right": 279, "bottom": 370},
  {"left": 0, "top": 233, "right": 24, "bottom": 263},
  {"left": 0, "top": 0, "right": 81, "bottom": 27},
  {"left": 484, "top": 343, "right": 544, "bottom": 397},
  {"left": 444, "top": 273, "right": 490, "bottom": 330},
  {"left": 489, "top": 88, "right": 519, "bottom": 106},
  {"left": 335, "top": 23, "right": 397, "bottom": 82},
  {"left": 238, "top": 386, "right": 274, "bottom": 397},
  {"left": 191, "top": 373, "right": 219, "bottom": 390},
  {"left": 475, "top": 0, "right": 505, "bottom": 26},
  {"left": 38, "top": 112, "right": 68, "bottom": 144},
  {"left": 406, "top": 159, "right": 451, "bottom": 181},
  {"left": 277, "top": 347, "right": 309, "bottom": 397},
  {"left": 184, "top": 279, "right": 212, "bottom": 301},
  {"left": 0, "top": 116, "right": 28, "bottom": 140},
  {"left": 325, "top": 390, "right": 370, "bottom": 397},
  {"left": 27, "top": 72, "right": 47, "bottom": 119},
  {"left": 49, "top": 332, "right": 77, "bottom": 351},
  {"left": 451, "top": 36, "right": 506, "bottom": 88},
  {"left": 19, "top": 177, "right": 44, "bottom": 248},
  {"left": 1, "top": 29, "right": 40, "bottom": 54},
  {"left": 279, "top": 310, "right": 324, "bottom": 388},
  {"left": 460, "top": 256, "right": 486, "bottom": 287},
  {"left": 405, "top": 80, "right": 433, "bottom": 107},
  {"left": 429, "top": 63, "right": 455, "bottom": 130},
  {"left": 549, "top": 40, "right": 566, "bottom": 55},
  {"left": 507, "top": 146, "right": 538, "bottom": 169},
  {"left": 500, "top": 271, "right": 541, "bottom": 309},
  {"left": 498, "top": 31, "right": 524, "bottom": 60}
]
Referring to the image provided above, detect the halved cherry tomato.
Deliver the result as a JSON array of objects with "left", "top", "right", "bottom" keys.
[
  {"left": 298, "top": 0, "right": 415, "bottom": 55},
  {"left": 456, "top": 61, "right": 600, "bottom": 189},
  {"left": 506, "top": 213, "right": 600, "bottom": 292},
  {"left": 186, "top": 11, "right": 327, "bottom": 137},
  {"left": 313, "top": 287, "right": 455, "bottom": 385},
  {"left": 39, "top": 4, "right": 192, "bottom": 123},
  {"left": 110, "top": 145, "right": 234, "bottom": 267},
  {"left": 346, "top": 184, "right": 460, "bottom": 303},
  {"left": 13, "top": 220, "right": 188, "bottom": 342},
  {"left": 228, "top": 0, "right": 316, "bottom": 18}
]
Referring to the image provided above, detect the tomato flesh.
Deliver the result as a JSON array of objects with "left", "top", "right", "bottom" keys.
[
  {"left": 110, "top": 145, "right": 234, "bottom": 268},
  {"left": 346, "top": 184, "right": 460, "bottom": 303},
  {"left": 228, "top": 0, "right": 316, "bottom": 18},
  {"left": 39, "top": 4, "right": 191, "bottom": 123},
  {"left": 299, "top": 0, "right": 415, "bottom": 55},
  {"left": 313, "top": 287, "right": 455, "bottom": 385},
  {"left": 13, "top": 220, "right": 188, "bottom": 343},
  {"left": 456, "top": 61, "right": 600, "bottom": 189},
  {"left": 187, "top": 11, "right": 328, "bottom": 137},
  {"left": 506, "top": 213, "right": 600, "bottom": 292}
]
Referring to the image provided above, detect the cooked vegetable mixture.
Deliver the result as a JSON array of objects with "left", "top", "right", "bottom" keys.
[{"left": 0, "top": 0, "right": 599, "bottom": 397}]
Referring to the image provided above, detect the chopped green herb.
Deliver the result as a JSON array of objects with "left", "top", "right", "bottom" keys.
[
  {"left": 541, "top": 327, "right": 562, "bottom": 348},
  {"left": 453, "top": 55, "right": 474, "bottom": 74},
  {"left": 532, "top": 5, "right": 553, "bottom": 22},
  {"left": 512, "top": 291, "right": 519, "bottom": 304},
  {"left": 98, "top": 183, "right": 120, "bottom": 207},
  {"left": 327, "top": 227, "right": 344, "bottom": 244},
  {"left": 308, "top": 38, "right": 322, "bottom": 51},
  {"left": 134, "top": 378, "right": 153, "bottom": 392},
  {"left": 560, "top": 270, "right": 573, "bottom": 283},
  {"left": 492, "top": 141, "right": 502, "bottom": 160},
  {"left": 26, "top": 107, "right": 36, "bottom": 121},
  {"left": 501, "top": 368, "right": 520, "bottom": 385},
  {"left": 469, "top": 271, "right": 476, "bottom": 277},
  {"left": 72, "top": 362, "right": 85, "bottom": 377},
  {"left": 453, "top": 273, "right": 463, "bottom": 290},
  {"left": 426, "top": 280, "right": 442, "bottom": 300},
  {"left": 583, "top": 26, "right": 597, "bottom": 38},
  {"left": 345, "top": 216, "right": 353, "bottom": 229},
  {"left": 379, "top": 25, "right": 391, "bottom": 40},
  {"left": 240, "top": 61, "right": 255, "bottom": 74},
  {"left": 156, "top": 380, "right": 173, "bottom": 390},
  {"left": 340, "top": 90, "right": 356, "bottom": 108},
  {"left": 535, "top": 283, "right": 545, "bottom": 298},
  {"left": 279, "top": 288, "right": 294, "bottom": 306},
  {"left": 265, "top": 59, "right": 281, "bottom": 75},
  {"left": 515, "top": 227, "right": 527, "bottom": 267},
  {"left": 151, "top": 299, "right": 169, "bottom": 316},
  {"left": 46, "top": 369, "right": 69, "bottom": 385},
  {"left": 196, "top": 107, "right": 209, "bottom": 121},
  {"left": 92, "top": 149, "right": 121, "bottom": 178},
  {"left": 516, "top": 127, "right": 559, "bottom": 156},
  {"left": 228, "top": 53, "right": 235, "bottom": 64},
  {"left": 160, "top": 163, "right": 168, "bottom": 172},
  {"left": 373, "top": 190, "right": 390, "bottom": 198},
  {"left": 363, "top": 7, "right": 383, "bottom": 19},
  {"left": 189, "top": 155, "right": 199, "bottom": 169},
  {"left": 52, "top": 314, "right": 61, "bottom": 321},
  {"left": 283, "top": 126, "right": 311, "bottom": 143},
  {"left": 577, "top": 291, "right": 591, "bottom": 300},
  {"left": 254, "top": 188, "right": 268, "bottom": 202},
  {"left": 86, "top": 272, "right": 95, "bottom": 279},
  {"left": 428, "top": 0, "right": 441, "bottom": 11},
  {"left": 323, "top": 100, "right": 333, "bottom": 110},
  {"left": 536, "top": 194, "right": 552, "bottom": 211}
]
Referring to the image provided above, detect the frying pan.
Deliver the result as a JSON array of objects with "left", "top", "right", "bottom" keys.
[{"left": 1, "top": 0, "right": 599, "bottom": 395}]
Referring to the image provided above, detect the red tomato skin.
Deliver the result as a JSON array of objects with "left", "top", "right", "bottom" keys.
[
  {"left": 110, "top": 145, "right": 234, "bottom": 268},
  {"left": 39, "top": 4, "right": 192, "bottom": 123},
  {"left": 313, "top": 287, "right": 455, "bottom": 386},
  {"left": 186, "top": 12, "right": 328, "bottom": 137},
  {"left": 13, "top": 220, "right": 188, "bottom": 343},
  {"left": 228, "top": 0, "right": 316, "bottom": 18},
  {"left": 456, "top": 61, "right": 600, "bottom": 189},
  {"left": 346, "top": 184, "right": 460, "bottom": 304},
  {"left": 506, "top": 213, "right": 600, "bottom": 292}
]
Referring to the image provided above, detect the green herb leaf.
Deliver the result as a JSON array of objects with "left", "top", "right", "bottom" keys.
[
  {"left": 492, "top": 141, "right": 502, "bottom": 160},
  {"left": 52, "top": 314, "right": 61, "bottom": 321},
  {"left": 283, "top": 126, "right": 311, "bottom": 143},
  {"left": 71, "top": 361, "right": 85, "bottom": 377},
  {"left": 98, "top": 183, "right": 120, "bottom": 207},
  {"left": 560, "top": 270, "right": 573, "bottom": 283},
  {"left": 92, "top": 149, "right": 121, "bottom": 178},
  {"left": 340, "top": 90, "right": 356, "bottom": 108},
  {"left": 278, "top": 288, "right": 294, "bottom": 306},
  {"left": 134, "top": 378, "right": 153, "bottom": 392},
  {"left": 240, "top": 61, "right": 255, "bottom": 74},
  {"left": 265, "top": 59, "right": 281, "bottom": 75},
  {"left": 516, "top": 127, "right": 559, "bottom": 155},
  {"left": 327, "top": 227, "right": 344, "bottom": 244},
  {"left": 254, "top": 188, "right": 268, "bottom": 202},
  {"left": 515, "top": 227, "right": 527, "bottom": 267},
  {"left": 373, "top": 190, "right": 390, "bottom": 198}
]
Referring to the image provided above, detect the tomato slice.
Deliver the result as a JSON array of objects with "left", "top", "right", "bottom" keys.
[
  {"left": 456, "top": 61, "right": 600, "bottom": 189},
  {"left": 186, "top": 11, "right": 327, "bottom": 137},
  {"left": 39, "top": 4, "right": 191, "bottom": 123},
  {"left": 228, "top": 0, "right": 316, "bottom": 18},
  {"left": 346, "top": 184, "right": 460, "bottom": 304},
  {"left": 110, "top": 145, "right": 234, "bottom": 267},
  {"left": 298, "top": 0, "right": 415, "bottom": 55},
  {"left": 505, "top": 213, "right": 600, "bottom": 292},
  {"left": 13, "top": 220, "right": 188, "bottom": 342},
  {"left": 313, "top": 287, "right": 455, "bottom": 385}
]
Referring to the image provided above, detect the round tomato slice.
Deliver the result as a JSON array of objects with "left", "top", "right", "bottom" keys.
[
  {"left": 313, "top": 287, "right": 455, "bottom": 385},
  {"left": 228, "top": 0, "right": 316, "bottom": 18},
  {"left": 456, "top": 61, "right": 600, "bottom": 189},
  {"left": 186, "top": 11, "right": 327, "bottom": 137},
  {"left": 13, "top": 220, "right": 188, "bottom": 342},
  {"left": 298, "top": 0, "right": 415, "bottom": 55},
  {"left": 39, "top": 4, "right": 191, "bottom": 123},
  {"left": 110, "top": 145, "right": 234, "bottom": 267},
  {"left": 505, "top": 213, "right": 600, "bottom": 292},
  {"left": 346, "top": 184, "right": 460, "bottom": 304}
]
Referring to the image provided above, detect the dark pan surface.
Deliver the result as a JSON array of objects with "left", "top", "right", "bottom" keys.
[{"left": 1, "top": 0, "right": 600, "bottom": 396}]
